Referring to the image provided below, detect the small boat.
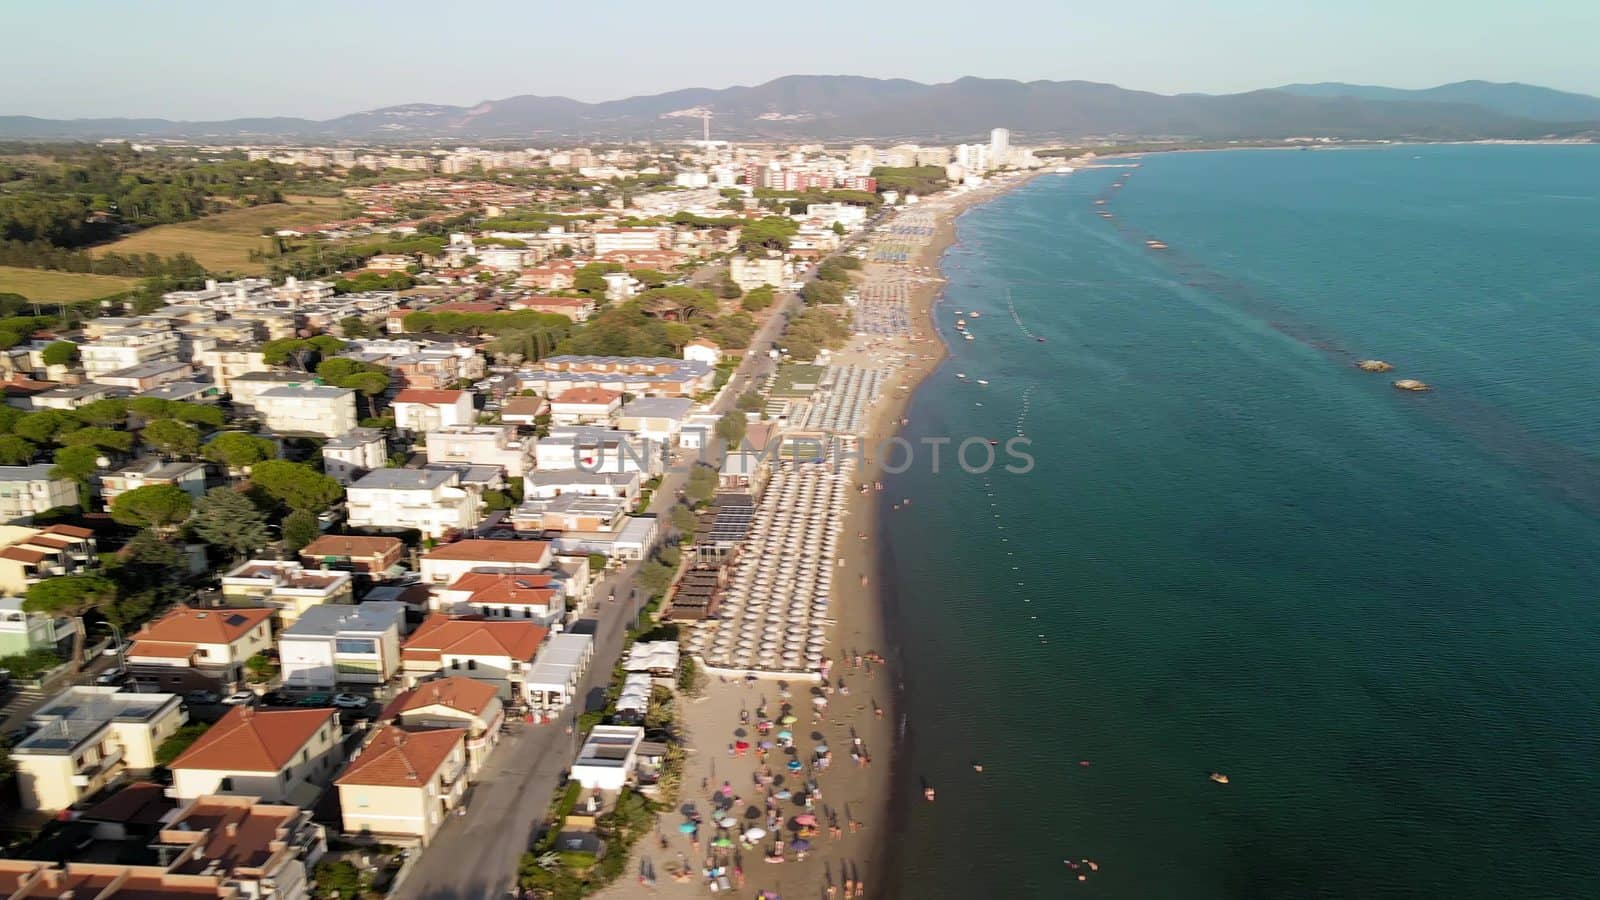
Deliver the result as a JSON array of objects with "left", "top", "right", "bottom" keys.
[
  {"left": 955, "top": 373, "right": 967, "bottom": 380},
  {"left": 956, "top": 319, "right": 966, "bottom": 327},
  {"left": 987, "top": 439, "right": 1000, "bottom": 446},
  {"left": 969, "top": 311, "right": 980, "bottom": 317},
  {"left": 976, "top": 379, "right": 989, "bottom": 385},
  {"left": 1094, "top": 199, "right": 1106, "bottom": 205},
  {"left": 1209, "top": 773, "right": 1230, "bottom": 785},
  {"left": 964, "top": 333, "right": 975, "bottom": 341},
  {"left": 1146, "top": 240, "right": 1168, "bottom": 250},
  {"left": 1037, "top": 337, "right": 1046, "bottom": 342}
]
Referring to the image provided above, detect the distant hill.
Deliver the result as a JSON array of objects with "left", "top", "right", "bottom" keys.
[
  {"left": 1, "top": 75, "right": 1593, "bottom": 144},
  {"left": 1275, "top": 80, "right": 1600, "bottom": 124}
]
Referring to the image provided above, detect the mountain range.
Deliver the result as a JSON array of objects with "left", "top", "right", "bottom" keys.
[{"left": 3, "top": 76, "right": 1598, "bottom": 144}]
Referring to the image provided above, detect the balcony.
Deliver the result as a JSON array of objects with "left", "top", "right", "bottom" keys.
[{"left": 71, "top": 746, "right": 126, "bottom": 787}]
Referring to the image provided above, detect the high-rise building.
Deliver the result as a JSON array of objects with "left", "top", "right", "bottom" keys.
[{"left": 989, "top": 128, "right": 1011, "bottom": 168}]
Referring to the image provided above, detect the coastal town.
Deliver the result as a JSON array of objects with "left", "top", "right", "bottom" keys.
[{"left": 0, "top": 129, "right": 1058, "bottom": 899}]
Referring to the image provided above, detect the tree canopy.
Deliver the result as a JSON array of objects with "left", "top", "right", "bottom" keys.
[
  {"left": 249, "top": 459, "right": 342, "bottom": 513},
  {"left": 202, "top": 432, "right": 277, "bottom": 470},
  {"left": 110, "top": 484, "right": 193, "bottom": 529},
  {"left": 193, "top": 487, "right": 270, "bottom": 559}
]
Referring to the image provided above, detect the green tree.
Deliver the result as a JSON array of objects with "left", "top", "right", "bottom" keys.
[
  {"left": 110, "top": 484, "right": 193, "bottom": 530},
  {"left": 317, "top": 358, "right": 391, "bottom": 418},
  {"left": 50, "top": 444, "right": 101, "bottom": 487},
  {"left": 72, "top": 398, "right": 129, "bottom": 425},
  {"left": 832, "top": 221, "right": 847, "bottom": 236},
  {"left": 23, "top": 574, "right": 117, "bottom": 669},
  {"left": 282, "top": 509, "right": 320, "bottom": 554},
  {"left": 735, "top": 217, "right": 799, "bottom": 252},
  {"left": 245, "top": 652, "right": 278, "bottom": 683},
  {"left": 741, "top": 285, "right": 775, "bottom": 312},
  {"left": 141, "top": 418, "right": 200, "bottom": 457},
  {"left": 193, "top": 487, "right": 270, "bottom": 560},
  {"left": 174, "top": 405, "right": 225, "bottom": 428},
  {"left": 61, "top": 427, "right": 134, "bottom": 454},
  {"left": 156, "top": 723, "right": 211, "bottom": 767},
  {"left": 339, "top": 315, "right": 373, "bottom": 338},
  {"left": 669, "top": 504, "right": 698, "bottom": 535},
  {"left": 736, "top": 390, "right": 764, "bottom": 413},
  {"left": 715, "top": 412, "right": 747, "bottom": 448},
  {"left": 802, "top": 280, "right": 844, "bottom": 305},
  {"left": 14, "top": 409, "right": 82, "bottom": 444},
  {"left": 685, "top": 464, "right": 717, "bottom": 505},
  {"left": 311, "top": 860, "right": 368, "bottom": 900},
  {"left": 249, "top": 459, "right": 342, "bottom": 512},
  {"left": 0, "top": 434, "right": 35, "bottom": 465},
  {"left": 41, "top": 341, "right": 79, "bottom": 367},
  {"left": 714, "top": 274, "right": 742, "bottom": 300},
  {"left": 203, "top": 432, "right": 277, "bottom": 471}
]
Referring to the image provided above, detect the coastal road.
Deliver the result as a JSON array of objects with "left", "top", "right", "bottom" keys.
[{"left": 394, "top": 288, "right": 801, "bottom": 899}]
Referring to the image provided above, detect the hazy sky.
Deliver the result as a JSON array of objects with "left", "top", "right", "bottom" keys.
[{"left": 8, "top": 0, "right": 1599, "bottom": 120}]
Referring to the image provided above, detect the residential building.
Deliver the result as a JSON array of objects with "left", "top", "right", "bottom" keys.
[
  {"left": 499, "top": 395, "right": 548, "bottom": 428},
  {"left": 524, "top": 471, "right": 640, "bottom": 503},
  {"left": 12, "top": 687, "right": 186, "bottom": 811},
  {"left": 399, "top": 614, "right": 547, "bottom": 697},
  {"left": 380, "top": 676, "right": 503, "bottom": 774},
  {"left": 256, "top": 384, "right": 358, "bottom": 437},
  {"left": 346, "top": 468, "right": 479, "bottom": 539},
  {"left": 548, "top": 514, "right": 659, "bottom": 562},
  {"left": 29, "top": 382, "right": 117, "bottom": 411},
  {"left": 0, "top": 596, "right": 72, "bottom": 657},
  {"left": 729, "top": 255, "right": 786, "bottom": 291},
  {"left": 0, "top": 523, "right": 97, "bottom": 600},
  {"left": 278, "top": 602, "right": 406, "bottom": 689},
  {"left": 425, "top": 425, "right": 535, "bottom": 478},
  {"left": 0, "top": 465, "right": 77, "bottom": 523},
  {"left": 321, "top": 427, "right": 387, "bottom": 484},
  {"left": 126, "top": 607, "right": 275, "bottom": 694},
  {"left": 150, "top": 794, "right": 328, "bottom": 899},
  {"left": 432, "top": 571, "right": 564, "bottom": 625},
  {"left": 512, "top": 295, "right": 595, "bottom": 322},
  {"left": 299, "top": 534, "right": 405, "bottom": 580},
  {"left": 418, "top": 539, "right": 553, "bottom": 586},
  {"left": 990, "top": 127, "right": 1011, "bottom": 167},
  {"left": 682, "top": 338, "right": 722, "bottom": 367},
  {"left": 510, "top": 493, "right": 626, "bottom": 536},
  {"left": 169, "top": 706, "right": 344, "bottom": 805},
  {"left": 228, "top": 371, "right": 314, "bottom": 410},
  {"left": 78, "top": 328, "right": 180, "bottom": 376},
  {"left": 520, "top": 355, "right": 714, "bottom": 398},
  {"left": 219, "top": 560, "right": 353, "bottom": 625},
  {"left": 536, "top": 427, "right": 662, "bottom": 475},
  {"left": 91, "top": 359, "right": 193, "bottom": 392},
  {"left": 592, "top": 228, "right": 666, "bottom": 255},
  {"left": 522, "top": 633, "right": 594, "bottom": 716},
  {"left": 97, "top": 459, "right": 208, "bottom": 506},
  {"left": 616, "top": 397, "right": 694, "bottom": 445},
  {"left": 336, "top": 725, "right": 468, "bottom": 845},
  {"left": 392, "top": 389, "right": 474, "bottom": 432},
  {"left": 569, "top": 725, "right": 645, "bottom": 791},
  {"left": 548, "top": 387, "right": 622, "bottom": 427}
]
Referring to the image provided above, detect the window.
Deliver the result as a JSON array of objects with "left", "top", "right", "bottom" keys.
[
  {"left": 467, "top": 659, "right": 477, "bottom": 671},
  {"left": 220, "top": 777, "right": 234, "bottom": 791}
]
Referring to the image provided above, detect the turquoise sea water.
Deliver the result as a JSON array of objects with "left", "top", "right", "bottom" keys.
[{"left": 877, "top": 145, "right": 1600, "bottom": 899}]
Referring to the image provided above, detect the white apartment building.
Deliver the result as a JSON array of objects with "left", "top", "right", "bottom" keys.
[
  {"left": 13, "top": 687, "right": 187, "bottom": 810},
  {"left": 0, "top": 465, "right": 77, "bottom": 523},
  {"left": 346, "top": 468, "right": 479, "bottom": 539},
  {"left": 729, "top": 255, "right": 786, "bottom": 291},
  {"left": 256, "top": 384, "right": 358, "bottom": 437},
  {"left": 278, "top": 601, "right": 405, "bottom": 689},
  {"left": 79, "top": 328, "right": 181, "bottom": 376},
  {"left": 322, "top": 427, "right": 388, "bottom": 484},
  {"left": 195, "top": 345, "right": 268, "bottom": 392},
  {"left": 392, "top": 389, "right": 474, "bottom": 433},
  {"left": 536, "top": 427, "right": 662, "bottom": 476},
  {"left": 425, "top": 425, "right": 535, "bottom": 479},
  {"left": 989, "top": 127, "right": 1011, "bottom": 168},
  {"left": 477, "top": 246, "right": 529, "bottom": 271},
  {"left": 592, "top": 228, "right": 666, "bottom": 255}
]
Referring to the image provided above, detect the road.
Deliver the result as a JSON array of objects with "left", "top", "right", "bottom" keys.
[{"left": 394, "top": 286, "right": 801, "bottom": 900}]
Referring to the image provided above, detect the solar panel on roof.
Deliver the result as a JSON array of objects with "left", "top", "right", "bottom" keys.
[{"left": 226, "top": 614, "right": 248, "bottom": 626}]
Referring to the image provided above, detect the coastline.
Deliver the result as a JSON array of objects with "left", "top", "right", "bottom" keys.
[{"left": 593, "top": 169, "right": 1048, "bottom": 900}]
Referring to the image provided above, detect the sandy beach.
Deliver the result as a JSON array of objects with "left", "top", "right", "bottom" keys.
[{"left": 596, "top": 171, "right": 1044, "bottom": 900}]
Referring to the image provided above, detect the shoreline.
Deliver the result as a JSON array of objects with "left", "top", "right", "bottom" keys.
[{"left": 592, "top": 168, "right": 1049, "bottom": 900}]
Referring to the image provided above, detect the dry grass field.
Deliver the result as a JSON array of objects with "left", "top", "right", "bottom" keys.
[
  {"left": 0, "top": 266, "right": 139, "bottom": 303},
  {"left": 92, "top": 196, "right": 343, "bottom": 274}
]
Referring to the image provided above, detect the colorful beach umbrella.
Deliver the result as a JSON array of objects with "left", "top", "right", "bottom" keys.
[
  {"left": 792, "top": 814, "right": 818, "bottom": 827},
  {"left": 786, "top": 759, "right": 804, "bottom": 771},
  {"left": 790, "top": 839, "right": 812, "bottom": 852},
  {"left": 744, "top": 828, "right": 767, "bottom": 840},
  {"left": 677, "top": 822, "right": 698, "bottom": 834}
]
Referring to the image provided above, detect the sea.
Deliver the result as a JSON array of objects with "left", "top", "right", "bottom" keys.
[{"left": 876, "top": 144, "right": 1600, "bottom": 899}]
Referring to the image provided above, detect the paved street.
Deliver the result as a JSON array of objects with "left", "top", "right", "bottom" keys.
[{"left": 394, "top": 288, "right": 799, "bottom": 899}]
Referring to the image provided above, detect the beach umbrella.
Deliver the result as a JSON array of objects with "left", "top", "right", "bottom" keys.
[
  {"left": 780, "top": 714, "right": 798, "bottom": 725},
  {"left": 735, "top": 740, "right": 750, "bottom": 750},
  {"left": 793, "top": 814, "right": 818, "bottom": 827},
  {"left": 712, "top": 837, "right": 734, "bottom": 848},
  {"left": 758, "top": 740, "right": 774, "bottom": 749},
  {"left": 790, "top": 839, "right": 812, "bottom": 852},
  {"left": 777, "top": 730, "right": 792, "bottom": 740},
  {"left": 744, "top": 827, "right": 767, "bottom": 841},
  {"left": 814, "top": 744, "right": 829, "bottom": 754},
  {"left": 774, "top": 790, "right": 792, "bottom": 800},
  {"left": 811, "top": 697, "right": 828, "bottom": 707},
  {"left": 678, "top": 822, "right": 698, "bottom": 834},
  {"left": 719, "top": 817, "right": 737, "bottom": 828},
  {"left": 786, "top": 759, "right": 804, "bottom": 771}
]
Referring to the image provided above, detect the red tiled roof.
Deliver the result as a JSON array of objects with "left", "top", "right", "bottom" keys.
[
  {"left": 552, "top": 387, "right": 622, "bottom": 405},
  {"left": 42, "top": 524, "right": 94, "bottom": 539},
  {"left": 449, "top": 572, "right": 557, "bottom": 606},
  {"left": 422, "top": 539, "right": 551, "bottom": 565},
  {"left": 336, "top": 724, "right": 465, "bottom": 788},
  {"left": 131, "top": 607, "right": 272, "bottom": 645},
  {"left": 170, "top": 706, "right": 336, "bottom": 773},
  {"left": 402, "top": 614, "right": 547, "bottom": 662},
  {"left": 300, "top": 535, "right": 403, "bottom": 559},
  {"left": 127, "top": 641, "right": 197, "bottom": 660},
  {"left": 382, "top": 676, "right": 500, "bottom": 719}
]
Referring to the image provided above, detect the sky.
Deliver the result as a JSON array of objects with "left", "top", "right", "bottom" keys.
[{"left": 7, "top": 0, "right": 1599, "bottom": 120}]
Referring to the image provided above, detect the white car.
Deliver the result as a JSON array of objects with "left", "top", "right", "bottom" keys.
[
  {"left": 332, "top": 693, "right": 369, "bottom": 710},
  {"left": 221, "top": 691, "right": 258, "bottom": 706}
]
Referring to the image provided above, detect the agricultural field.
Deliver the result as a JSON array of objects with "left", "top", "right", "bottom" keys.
[
  {"left": 91, "top": 196, "right": 343, "bottom": 274},
  {"left": 0, "top": 266, "right": 138, "bottom": 303}
]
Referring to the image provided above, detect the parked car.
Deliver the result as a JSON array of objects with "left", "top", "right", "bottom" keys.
[
  {"left": 221, "top": 691, "right": 258, "bottom": 706},
  {"left": 185, "top": 690, "right": 221, "bottom": 705},
  {"left": 295, "top": 693, "right": 332, "bottom": 707},
  {"left": 101, "top": 641, "right": 130, "bottom": 658},
  {"left": 95, "top": 668, "right": 128, "bottom": 686},
  {"left": 332, "top": 692, "right": 369, "bottom": 710}
]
